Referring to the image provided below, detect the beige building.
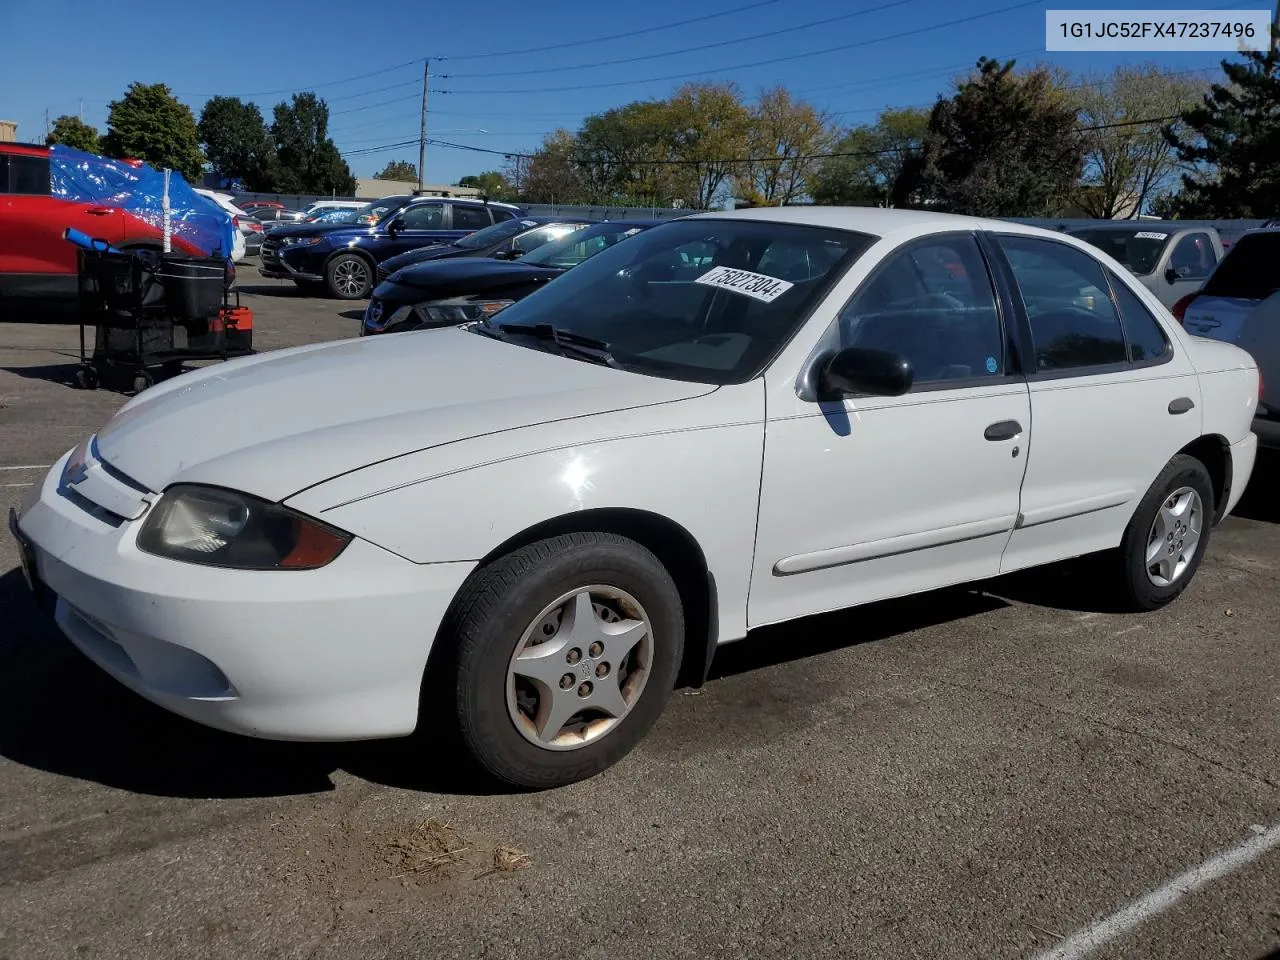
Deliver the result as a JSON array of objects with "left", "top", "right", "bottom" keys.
[
  {"left": 0, "top": 121, "right": 18, "bottom": 143},
  {"left": 355, "top": 177, "right": 482, "bottom": 200}
]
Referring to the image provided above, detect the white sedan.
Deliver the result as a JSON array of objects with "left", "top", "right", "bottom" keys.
[{"left": 10, "top": 208, "right": 1260, "bottom": 788}]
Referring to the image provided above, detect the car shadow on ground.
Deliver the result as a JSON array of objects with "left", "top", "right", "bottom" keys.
[
  {"left": 235, "top": 283, "right": 307, "bottom": 297},
  {"left": 1232, "top": 448, "right": 1279, "bottom": 524},
  {"left": 0, "top": 361, "right": 83, "bottom": 388},
  {"left": 338, "top": 309, "right": 366, "bottom": 321}
]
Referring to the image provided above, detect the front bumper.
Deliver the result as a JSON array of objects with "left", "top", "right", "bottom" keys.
[
  {"left": 259, "top": 240, "right": 325, "bottom": 281},
  {"left": 12, "top": 449, "right": 475, "bottom": 741}
]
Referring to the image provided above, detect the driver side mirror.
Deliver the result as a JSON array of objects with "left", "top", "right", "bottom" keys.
[
  {"left": 1166, "top": 265, "right": 1193, "bottom": 283},
  {"left": 817, "top": 347, "right": 914, "bottom": 400},
  {"left": 387, "top": 217, "right": 403, "bottom": 236},
  {"left": 494, "top": 249, "right": 522, "bottom": 260}
]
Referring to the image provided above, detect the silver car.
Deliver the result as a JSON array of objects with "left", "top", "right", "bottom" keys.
[
  {"left": 1068, "top": 224, "right": 1225, "bottom": 309},
  {"left": 1178, "top": 228, "right": 1280, "bottom": 449}
]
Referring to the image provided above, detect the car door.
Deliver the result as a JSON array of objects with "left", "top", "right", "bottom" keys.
[
  {"left": 1155, "top": 231, "right": 1218, "bottom": 308},
  {"left": 990, "top": 233, "right": 1203, "bottom": 574},
  {"left": 384, "top": 202, "right": 448, "bottom": 256},
  {"left": 749, "top": 232, "right": 1032, "bottom": 629},
  {"left": 450, "top": 203, "right": 491, "bottom": 236}
]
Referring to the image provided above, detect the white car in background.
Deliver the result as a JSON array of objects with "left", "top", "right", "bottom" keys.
[
  {"left": 303, "top": 200, "right": 364, "bottom": 219},
  {"left": 10, "top": 208, "right": 1260, "bottom": 789},
  {"left": 193, "top": 189, "right": 255, "bottom": 262}
]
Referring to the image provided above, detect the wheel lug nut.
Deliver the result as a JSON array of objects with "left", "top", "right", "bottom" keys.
[
  {"left": 559, "top": 673, "right": 575, "bottom": 690},
  {"left": 566, "top": 648, "right": 582, "bottom": 664},
  {"left": 588, "top": 641, "right": 604, "bottom": 658},
  {"left": 577, "top": 681, "right": 593, "bottom": 698},
  {"left": 595, "top": 661, "right": 610, "bottom": 678}
]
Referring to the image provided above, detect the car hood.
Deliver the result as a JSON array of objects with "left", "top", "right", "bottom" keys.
[
  {"left": 379, "top": 243, "right": 460, "bottom": 273},
  {"left": 376, "top": 258, "right": 565, "bottom": 303},
  {"left": 267, "top": 222, "right": 376, "bottom": 240},
  {"left": 92, "top": 328, "right": 716, "bottom": 502}
]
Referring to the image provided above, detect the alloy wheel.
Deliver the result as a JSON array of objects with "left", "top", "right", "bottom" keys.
[{"left": 1145, "top": 486, "right": 1203, "bottom": 587}]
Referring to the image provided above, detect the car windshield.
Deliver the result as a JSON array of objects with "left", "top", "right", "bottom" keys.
[
  {"left": 454, "top": 217, "right": 540, "bottom": 249},
  {"left": 1069, "top": 228, "right": 1172, "bottom": 275},
  {"left": 519, "top": 223, "right": 651, "bottom": 268},
  {"left": 311, "top": 209, "right": 356, "bottom": 223},
  {"left": 474, "top": 218, "right": 874, "bottom": 385},
  {"left": 1200, "top": 232, "right": 1280, "bottom": 300}
]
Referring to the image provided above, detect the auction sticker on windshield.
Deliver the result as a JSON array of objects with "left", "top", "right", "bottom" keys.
[
  {"left": 1135, "top": 231, "right": 1169, "bottom": 240},
  {"left": 694, "top": 266, "right": 794, "bottom": 303}
]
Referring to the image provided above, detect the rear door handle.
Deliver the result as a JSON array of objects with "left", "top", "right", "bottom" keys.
[
  {"left": 984, "top": 420, "right": 1023, "bottom": 441},
  {"left": 1168, "top": 397, "right": 1195, "bottom": 415}
]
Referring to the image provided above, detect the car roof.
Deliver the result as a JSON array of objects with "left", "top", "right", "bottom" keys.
[{"left": 685, "top": 206, "right": 1082, "bottom": 246}]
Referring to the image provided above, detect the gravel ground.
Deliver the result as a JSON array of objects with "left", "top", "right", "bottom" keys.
[{"left": 1, "top": 265, "right": 1278, "bottom": 960}]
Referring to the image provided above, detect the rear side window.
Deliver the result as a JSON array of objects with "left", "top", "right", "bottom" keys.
[
  {"left": 1200, "top": 233, "right": 1280, "bottom": 301},
  {"left": 999, "top": 235, "right": 1127, "bottom": 372},
  {"left": 1, "top": 154, "right": 50, "bottom": 195},
  {"left": 491, "top": 208, "right": 516, "bottom": 222},
  {"left": 1109, "top": 273, "right": 1172, "bottom": 364},
  {"left": 451, "top": 205, "right": 490, "bottom": 231}
]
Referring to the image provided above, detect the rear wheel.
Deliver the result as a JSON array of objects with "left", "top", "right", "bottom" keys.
[
  {"left": 324, "top": 254, "right": 372, "bottom": 300},
  {"left": 1114, "top": 454, "right": 1214, "bottom": 610},
  {"left": 447, "top": 533, "right": 684, "bottom": 789}
]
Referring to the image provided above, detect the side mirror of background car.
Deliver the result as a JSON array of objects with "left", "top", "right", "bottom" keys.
[
  {"left": 818, "top": 347, "right": 913, "bottom": 399},
  {"left": 494, "top": 249, "right": 522, "bottom": 260},
  {"left": 387, "top": 218, "right": 403, "bottom": 236}
]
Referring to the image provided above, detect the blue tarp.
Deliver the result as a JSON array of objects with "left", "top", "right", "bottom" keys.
[{"left": 49, "top": 145, "right": 236, "bottom": 259}]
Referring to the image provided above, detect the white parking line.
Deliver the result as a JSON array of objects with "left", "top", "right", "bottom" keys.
[
  {"left": 1033, "top": 821, "right": 1280, "bottom": 960},
  {"left": 0, "top": 465, "right": 49, "bottom": 471},
  {"left": 0, "top": 482, "right": 32, "bottom": 488}
]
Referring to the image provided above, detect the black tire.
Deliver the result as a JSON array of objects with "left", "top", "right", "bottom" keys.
[
  {"left": 324, "top": 253, "right": 373, "bottom": 300},
  {"left": 1115, "top": 453, "right": 1215, "bottom": 611},
  {"left": 74, "top": 367, "right": 99, "bottom": 391},
  {"left": 446, "top": 532, "right": 684, "bottom": 789},
  {"left": 132, "top": 371, "right": 154, "bottom": 394}
]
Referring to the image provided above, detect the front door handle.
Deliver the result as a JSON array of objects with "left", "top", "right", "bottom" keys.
[
  {"left": 984, "top": 420, "right": 1023, "bottom": 441},
  {"left": 1168, "top": 397, "right": 1195, "bottom": 415},
  {"left": 86, "top": 207, "right": 115, "bottom": 216}
]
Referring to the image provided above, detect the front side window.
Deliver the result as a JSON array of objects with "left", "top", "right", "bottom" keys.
[
  {"left": 1168, "top": 232, "right": 1217, "bottom": 280},
  {"left": 1109, "top": 271, "right": 1172, "bottom": 364},
  {"left": 473, "top": 218, "right": 874, "bottom": 385},
  {"left": 452, "top": 204, "right": 491, "bottom": 231},
  {"left": 399, "top": 203, "right": 444, "bottom": 230},
  {"left": 491, "top": 208, "right": 516, "bottom": 222},
  {"left": 1200, "top": 233, "right": 1280, "bottom": 301},
  {"left": 455, "top": 217, "right": 537, "bottom": 250},
  {"left": 999, "top": 235, "right": 1127, "bottom": 372},
  {"left": 835, "top": 235, "right": 1005, "bottom": 385}
]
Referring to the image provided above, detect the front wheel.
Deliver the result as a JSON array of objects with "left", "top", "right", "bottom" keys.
[
  {"left": 448, "top": 533, "right": 684, "bottom": 789},
  {"left": 324, "top": 254, "right": 372, "bottom": 300},
  {"left": 1114, "top": 453, "right": 1215, "bottom": 610}
]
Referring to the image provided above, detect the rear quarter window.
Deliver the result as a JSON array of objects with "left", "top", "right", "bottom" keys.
[
  {"left": 3, "top": 154, "right": 50, "bottom": 195},
  {"left": 1200, "top": 233, "right": 1280, "bottom": 301}
]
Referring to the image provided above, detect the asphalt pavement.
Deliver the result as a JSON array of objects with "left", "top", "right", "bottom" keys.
[{"left": 1, "top": 266, "right": 1277, "bottom": 960}]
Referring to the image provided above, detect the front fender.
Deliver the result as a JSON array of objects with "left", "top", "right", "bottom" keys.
[{"left": 287, "top": 386, "right": 765, "bottom": 645}]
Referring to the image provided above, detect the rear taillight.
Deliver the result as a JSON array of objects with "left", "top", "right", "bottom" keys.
[
  {"left": 1171, "top": 293, "right": 1197, "bottom": 323},
  {"left": 248, "top": 221, "right": 263, "bottom": 232},
  {"left": 232, "top": 215, "right": 240, "bottom": 230}
]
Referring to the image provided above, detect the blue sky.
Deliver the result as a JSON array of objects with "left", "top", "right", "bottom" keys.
[{"left": 0, "top": 0, "right": 1251, "bottom": 185}]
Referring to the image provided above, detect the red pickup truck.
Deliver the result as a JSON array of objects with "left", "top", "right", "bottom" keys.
[{"left": 0, "top": 142, "right": 209, "bottom": 323}]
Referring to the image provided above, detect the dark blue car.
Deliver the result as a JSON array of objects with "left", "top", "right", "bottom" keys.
[{"left": 259, "top": 196, "right": 523, "bottom": 299}]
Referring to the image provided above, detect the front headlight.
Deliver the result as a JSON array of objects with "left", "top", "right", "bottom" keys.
[
  {"left": 281, "top": 236, "right": 323, "bottom": 247},
  {"left": 137, "top": 485, "right": 352, "bottom": 570},
  {"left": 415, "top": 297, "right": 514, "bottom": 324}
]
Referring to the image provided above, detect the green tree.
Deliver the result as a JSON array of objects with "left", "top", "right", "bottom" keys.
[
  {"left": 666, "top": 82, "right": 751, "bottom": 209},
  {"left": 921, "top": 58, "right": 1083, "bottom": 217},
  {"left": 101, "top": 82, "right": 204, "bottom": 181},
  {"left": 521, "top": 130, "right": 584, "bottom": 203},
  {"left": 576, "top": 99, "right": 689, "bottom": 204},
  {"left": 270, "top": 93, "right": 357, "bottom": 195},
  {"left": 458, "top": 170, "right": 514, "bottom": 199},
  {"left": 1073, "top": 65, "right": 1205, "bottom": 218},
  {"left": 1162, "top": 30, "right": 1280, "bottom": 217},
  {"left": 374, "top": 160, "right": 418, "bottom": 182},
  {"left": 45, "top": 115, "right": 101, "bottom": 154},
  {"left": 810, "top": 107, "right": 929, "bottom": 207},
  {"left": 198, "top": 96, "right": 274, "bottom": 191},
  {"left": 737, "top": 87, "right": 832, "bottom": 206}
]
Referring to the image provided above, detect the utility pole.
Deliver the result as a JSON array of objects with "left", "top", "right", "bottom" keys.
[
  {"left": 417, "top": 58, "right": 432, "bottom": 195},
  {"left": 43, "top": 109, "right": 49, "bottom": 141}
]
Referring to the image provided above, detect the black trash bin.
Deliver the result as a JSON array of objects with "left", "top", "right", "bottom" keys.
[{"left": 157, "top": 256, "right": 226, "bottom": 319}]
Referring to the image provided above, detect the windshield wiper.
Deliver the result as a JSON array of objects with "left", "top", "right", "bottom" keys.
[{"left": 493, "top": 322, "right": 622, "bottom": 368}]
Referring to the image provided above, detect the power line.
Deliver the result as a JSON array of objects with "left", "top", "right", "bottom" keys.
[
  {"left": 446, "top": 0, "right": 917, "bottom": 79},
  {"left": 341, "top": 114, "right": 1186, "bottom": 164},
  {"left": 440, "top": 0, "right": 1047, "bottom": 95}
]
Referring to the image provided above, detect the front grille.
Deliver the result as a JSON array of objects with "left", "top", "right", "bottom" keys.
[{"left": 261, "top": 239, "right": 281, "bottom": 264}]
